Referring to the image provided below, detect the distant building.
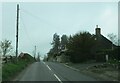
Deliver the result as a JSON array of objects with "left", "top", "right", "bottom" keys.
[
  {"left": 18, "top": 52, "right": 34, "bottom": 61},
  {"left": 56, "top": 50, "right": 70, "bottom": 63}
]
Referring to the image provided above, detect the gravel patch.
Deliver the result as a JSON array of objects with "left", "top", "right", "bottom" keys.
[{"left": 64, "top": 62, "right": 119, "bottom": 81}]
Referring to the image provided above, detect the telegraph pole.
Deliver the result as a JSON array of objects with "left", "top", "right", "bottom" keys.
[
  {"left": 34, "top": 46, "right": 36, "bottom": 59},
  {"left": 16, "top": 4, "right": 19, "bottom": 60}
]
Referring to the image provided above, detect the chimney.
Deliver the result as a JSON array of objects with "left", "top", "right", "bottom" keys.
[{"left": 95, "top": 25, "right": 101, "bottom": 35}]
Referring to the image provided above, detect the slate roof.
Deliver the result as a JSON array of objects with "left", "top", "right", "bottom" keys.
[
  {"left": 91, "top": 26, "right": 116, "bottom": 54},
  {"left": 93, "top": 35, "right": 114, "bottom": 50},
  {"left": 18, "top": 52, "right": 34, "bottom": 60}
]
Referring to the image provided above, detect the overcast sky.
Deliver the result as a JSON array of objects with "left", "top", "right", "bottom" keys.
[{"left": 2, "top": 2, "right": 118, "bottom": 58}]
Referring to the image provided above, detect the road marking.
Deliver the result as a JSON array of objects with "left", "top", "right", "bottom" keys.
[
  {"left": 54, "top": 74, "right": 62, "bottom": 83},
  {"left": 64, "top": 64, "right": 79, "bottom": 71},
  {"left": 44, "top": 62, "right": 62, "bottom": 83},
  {"left": 43, "top": 62, "right": 52, "bottom": 71},
  {"left": 46, "top": 65, "right": 52, "bottom": 70}
]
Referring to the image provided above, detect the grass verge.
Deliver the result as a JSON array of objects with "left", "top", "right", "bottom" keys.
[{"left": 2, "top": 60, "right": 34, "bottom": 81}]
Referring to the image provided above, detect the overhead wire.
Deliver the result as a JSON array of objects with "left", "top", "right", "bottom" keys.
[
  {"left": 19, "top": 7, "right": 61, "bottom": 55},
  {"left": 20, "top": 8, "right": 61, "bottom": 30},
  {"left": 20, "top": 14, "right": 38, "bottom": 55},
  {"left": 20, "top": 12, "right": 35, "bottom": 46}
]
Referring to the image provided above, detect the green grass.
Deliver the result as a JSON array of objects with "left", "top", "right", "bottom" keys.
[
  {"left": 107, "top": 59, "right": 120, "bottom": 64},
  {"left": 2, "top": 60, "right": 34, "bottom": 81}
]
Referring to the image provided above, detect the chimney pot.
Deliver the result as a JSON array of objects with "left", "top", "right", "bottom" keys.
[
  {"left": 95, "top": 25, "right": 101, "bottom": 35},
  {"left": 96, "top": 25, "right": 98, "bottom": 28}
]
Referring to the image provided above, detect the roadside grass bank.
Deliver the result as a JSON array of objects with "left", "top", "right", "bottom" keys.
[
  {"left": 64, "top": 61, "right": 119, "bottom": 81},
  {"left": 2, "top": 60, "right": 35, "bottom": 81}
]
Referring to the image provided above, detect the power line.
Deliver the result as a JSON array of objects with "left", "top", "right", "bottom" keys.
[
  {"left": 19, "top": 7, "right": 63, "bottom": 56},
  {"left": 20, "top": 15, "right": 34, "bottom": 44},
  {"left": 20, "top": 13, "right": 43, "bottom": 57},
  {"left": 20, "top": 8, "right": 60, "bottom": 30}
]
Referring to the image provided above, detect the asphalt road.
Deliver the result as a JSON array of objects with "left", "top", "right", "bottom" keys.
[{"left": 14, "top": 61, "right": 97, "bottom": 82}]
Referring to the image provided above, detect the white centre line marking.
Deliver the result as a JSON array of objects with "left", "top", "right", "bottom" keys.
[
  {"left": 43, "top": 62, "right": 62, "bottom": 83},
  {"left": 54, "top": 74, "right": 62, "bottom": 83},
  {"left": 46, "top": 65, "right": 52, "bottom": 70}
]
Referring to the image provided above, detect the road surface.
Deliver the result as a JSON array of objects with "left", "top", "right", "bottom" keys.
[{"left": 14, "top": 61, "right": 97, "bottom": 82}]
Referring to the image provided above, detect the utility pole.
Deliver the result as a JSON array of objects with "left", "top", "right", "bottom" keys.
[
  {"left": 34, "top": 46, "right": 36, "bottom": 59},
  {"left": 16, "top": 4, "right": 19, "bottom": 61}
]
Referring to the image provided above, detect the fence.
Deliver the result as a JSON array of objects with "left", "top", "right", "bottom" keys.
[{"left": 1, "top": 56, "right": 16, "bottom": 64}]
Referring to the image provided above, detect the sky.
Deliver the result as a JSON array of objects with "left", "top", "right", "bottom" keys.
[{"left": 1, "top": 1, "right": 119, "bottom": 58}]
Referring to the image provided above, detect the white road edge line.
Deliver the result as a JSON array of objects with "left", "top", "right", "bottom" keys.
[
  {"left": 54, "top": 74, "right": 62, "bottom": 83},
  {"left": 64, "top": 64, "right": 79, "bottom": 71},
  {"left": 46, "top": 65, "right": 52, "bottom": 70}
]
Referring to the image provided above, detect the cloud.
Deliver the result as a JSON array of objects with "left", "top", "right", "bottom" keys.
[
  {"left": 99, "top": 6, "right": 118, "bottom": 37},
  {"left": 0, "top": 3, "right": 2, "bottom": 41}
]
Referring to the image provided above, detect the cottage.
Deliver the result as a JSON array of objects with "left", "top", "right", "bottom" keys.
[
  {"left": 56, "top": 50, "right": 70, "bottom": 63},
  {"left": 56, "top": 25, "right": 117, "bottom": 62},
  {"left": 91, "top": 25, "right": 116, "bottom": 62},
  {"left": 18, "top": 52, "right": 34, "bottom": 61}
]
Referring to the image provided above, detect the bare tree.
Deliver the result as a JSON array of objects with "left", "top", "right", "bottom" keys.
[
  {"left": 107, "top": 33, "right": 117, "bottom": 50},
  {"left": 0, "top": 40, "right": 12, "bottom": 57}
]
